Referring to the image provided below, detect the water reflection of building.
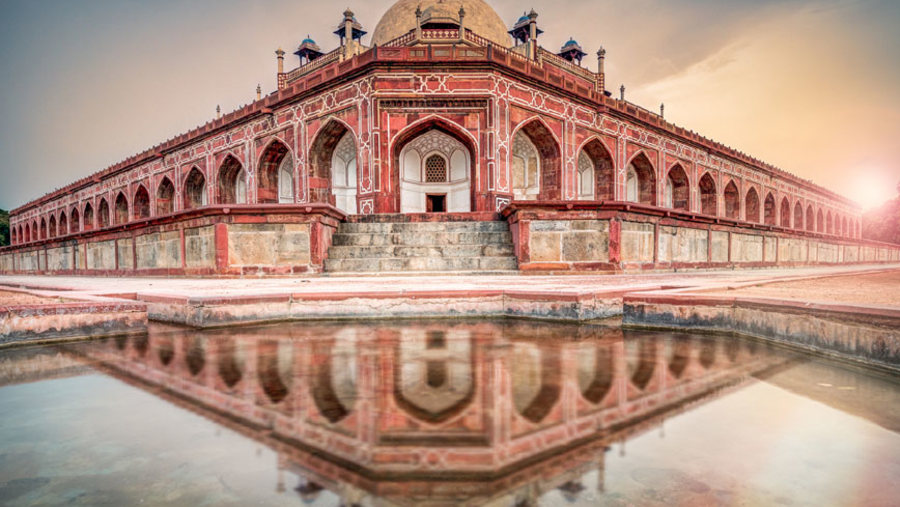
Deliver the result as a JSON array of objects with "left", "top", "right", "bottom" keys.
[{"left": 60, "top": 322, "right": 791, "bottom": 506}]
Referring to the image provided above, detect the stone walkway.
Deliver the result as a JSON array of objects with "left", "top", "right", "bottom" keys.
[{"left": 2, "top": 263, "right": 899, "bottom": 302}]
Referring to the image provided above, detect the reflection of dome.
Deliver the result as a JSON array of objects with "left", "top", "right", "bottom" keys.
[{"left": 371, "top": 0, "right": 512, "bottom": 48}]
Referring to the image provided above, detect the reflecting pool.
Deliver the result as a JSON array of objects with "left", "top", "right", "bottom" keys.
[{"left": 1, "top": 320, "right": 898, "bottom": 506}]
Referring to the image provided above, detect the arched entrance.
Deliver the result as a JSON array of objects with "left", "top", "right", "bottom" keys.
[
  {"left": 184, "top": 168, "right": 207, "bottom": 209},
  {"left": 157, "top": 177, "right": 175, "bottom": 215},
  {"left": 664, "top": 164, "right": 689, "bottom": 210},
  {"left": 309, "top": 120, "right": 358, "bottom": 214},
  {"left": 724, "top": 180, "right": 740, "bottom": 219},
  {"left": 397, "top": 128, "right": 472, "bottom": 213},
  {"left": 745, "top": 187, "right": 760, "bottom": 223},
  {"left": 578, "top": 139, "right": 615, "bottom": 200},
  {"left": 217, "top": 155, "right": 247, "bottom": 204}
]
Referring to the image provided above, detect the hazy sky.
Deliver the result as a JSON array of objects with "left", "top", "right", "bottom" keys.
[{"left": 1, "top": 0, "right": 898, "bottom": 210}]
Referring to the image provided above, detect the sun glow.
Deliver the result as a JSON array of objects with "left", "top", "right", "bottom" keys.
[{"left": 846, "top": 168, "right": 899, "bottom": 210}]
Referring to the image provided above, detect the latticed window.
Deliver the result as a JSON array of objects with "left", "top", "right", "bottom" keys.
[{"left": 425, "top": 155, "right": 447, "bottom": 182}]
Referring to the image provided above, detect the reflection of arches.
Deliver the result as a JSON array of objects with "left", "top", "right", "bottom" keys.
[
  {"left": 666, "top": 339, "right": 691, "bottom": 379},
  {"left": 725, "top": 339, "right": 740, "bottom": 363},
  {"left": 398, "top": 129, "right": 471, "bottom": 212},
  {"left": 309, "top": 119, "right": 356, "bottom": 208},
  {"left": 780, "top": 197, "right": 791, "bottom": 228},
  {"left": 184, "top": 337, "right": 205, "bottom": 377},
  {"left": 114, "top": 192, "right": 129, "bottom": 224},
  {"left": 794, "top": 202, "right": 803, "bottom": 231},
  {"left": 257, "top": 340, "right": 292, "bottom": 404},
  {"left": 764, "top": 192, "right": 776, "bottom": 225},
  {"left": 217, "top": 155, "right": 247, "bottom": 204},
  {"left": 394, "top": 330, "right": 475, "bottom": 423},
  {"left": 184, "top": 168, "right": 208, "bottom": 209},
  {"left": 133, "top": 335, "right": 148, "bottom": 356},
  {"left": 257, "top": 140, "right": 294, "bottom": 204},
  {"left": 512, "top": 343, "right": 561, "bottom": 423},
  {"left": 311, "top": 332, "right": 357, "bottom": 423},
  {"left": 158, "top": 338, "right": 174, "bottom": 366},
  {"left": 134, "top": 185, "right": 150, "bottom": 220},
  {"left": 664, "top": 164, "right": 689, "bottom": 210},
  {"left": 626, "top": 340, "right": 656, "bottom": 390},
  {"left": 579, "top": 138, "right": 615, "bottom": 200},
  {"left": 723, "top": 180, "right": 740, "bottom": 219},
  {"left": 512, "top": 119, "right": 561, "bottom": 201},
  {"left": 625, "top": 152, "right": 656, "bottom": 205},
  {"left": 698, "top": 173, "right": 716, "bottom": 215},
  {"left": 156, "top": 177, "right": 175, "bottom": 215},
  {"left": 744, "top": 187, "right": 760, "bottom": 223},
  {"left": 699, "top": 339, "right": 716, "bottom": 369},
  {"left": 577, "top": 343, "right": 613, "bottom": 403},
  {"left": 217, "top": 339, "right": 244, "bottom": 388}
]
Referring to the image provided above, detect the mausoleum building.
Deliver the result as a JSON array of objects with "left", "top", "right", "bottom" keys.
[{"left": 2, "top": 0, "right": 898, "bottom": 275}]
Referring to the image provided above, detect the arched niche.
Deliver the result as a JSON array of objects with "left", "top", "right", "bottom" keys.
[
  {"left": 48, "top": 215, "right": 57, "bottom": 238},
  {"left": 780, "top": 197, "right": 791, "bottom": 228},
  {"left": 257, "top": 140, "right": 295, "bottom": 204},
  {"left": 806, "top": 205, "right": 815, "bottom": 232},
  {"left": 134, "top": 185, "right": 150, "bottom": 220},
  {"left": 625, "top": 152, "right": 656, "bottom": 205},
  {"left": 83, "top": 202, "right": 94, "bottom": 231},
  {"left": 794, "top": 202, "right": 804, "bottom": 230},
  {"left": 723, "top": 180, "right": 740, "bottom": 219},
  {"left": 58, "top": 211, "right": 68, "bottom": 236},
  {"left": 698, "top": 173, "right": 717, "bottom": 215},
  {"left": 98, "top": 199, "right": 110, "bottom": 228},
  {"left": 217, "top": 155, "right": 247, "bottom": 204},
  {"left": 579, "top": 138, "right": 615, "bottom": 200},
  {"left": 511, "top": 120, "right": 561, "bottom": 201},
  {"left": 816, "top": 209, "right": 824, "bottom": 233},
  {"left": 309, "top": 120, "right": 357, "bottom": 212},
  {"left": 114, "top": 192, "right": 129, "bottom": 224},
  {"left": 156, "top": 177, "right": 175, "bottom": 215},
  {"left": 664, "top": 164, "right": 689, "bottom": 211},
  {"left": 184, "top": 168, "right": 208, "bottom": 209},
  {"left": 398, "top": 129, "right": 471, "bottom": 213},
  {"left": 763, "top": 192, "right": 776, "bottom": 225},
  {"left": 744, "top": 187, "right": 760, "bottom": 223}
]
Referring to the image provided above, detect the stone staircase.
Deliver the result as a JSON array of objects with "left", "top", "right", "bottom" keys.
[{"left": 324, "top": 214, "right": 518, "bottom": 274}]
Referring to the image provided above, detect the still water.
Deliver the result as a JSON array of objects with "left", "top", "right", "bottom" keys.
[{"left": 0, "top": 319, "right": 898, "bottom": 506}]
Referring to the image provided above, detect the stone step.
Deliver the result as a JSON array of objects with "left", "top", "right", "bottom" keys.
[
  {"left": 324, "top": 256, "right": 518, "bottom": 273},
  {"left": 331, "top": 231, "right": 512, "bottom": 247},
  {"left": 327, "top": 244, "right": 515, "bottom": 259},
  {"left": 337, "top": 220, "right": 510, "bottom": 234}
]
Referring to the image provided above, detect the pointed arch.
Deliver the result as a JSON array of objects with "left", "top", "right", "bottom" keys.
[
  {"left": 24, "top": 223, "right": 31, "bottom": 243},
  {"left": 578, "top": 137, "right": 615, "bottom": 200},
  {"left": 39, "top": 218, "right": 47, "bottom": 240},
  {"left": 794, "top": 201, "right": 803, "bottom": 231},
  {"left": 698, "top": 172, "right": 716, "bottom": 215},
  {"left": 511, "top": 118, "right": 562, "bottom": 201},
  {"left": 763, "top": 191, "right": 776, "bottom": 225},
  {"left": 625, "top": 151, "right": 656, "bottom": 205},
  {"left": 744, "top": 187, "right": 760, "bottom": 223},
  {"left": 842, "top": 216, "right": 848, "bottom": 238},
  {"left": 156, "top": 177, "right": 175, "bottom": 215},
  {"left": 48, "top": 215, "right": 57, "bottom": 238},
  {"left": 10, "top": 226, "right": 17, "bottom": 245},
  {"left": 114, "top": 191, "right": 129, "bottom": 224},
  {"left": 392, "top": 117, "right": 477, "bottom": 212},
  {"left": 664, "top": 164, "right": 689, "bottom": 210},
  {"left": 257, "top": 139, "right": 294, "bottom": 204},
  {"left": 780, "top": 197, "right": 791, "bottom": 228},
  {"left": 59, "top": 210, "right": 68, "bottom": 236},
  {"left": 183, "top": 167, "right": 208, "bottom": 209},
  {"left": 310, "top": 118, "right": 358, "bottom": 209},
  {"left": 826, "top": 210, "right": 833, "bottom": 235},
  {"left": 133, "top": 185, "right": 150, "bottom": 220},
  {"left": 816, "top": 208, "right": 824, "bottom": 233},
  {"left": 216, "top": 155, "right": 247, "bottom": 204},
  {"left": 70, "top": 207, "right": 80, "bottom": 234},
  {"left": 84, "top": 202, "right": 95, "bottom": 231},
  {"left": 723, "top": 180, "right": 740, "bottom": 219}
]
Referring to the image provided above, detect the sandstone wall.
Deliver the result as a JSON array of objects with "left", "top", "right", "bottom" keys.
[{"left": 528, "top": 220, "right": 609, "bottom": 264}]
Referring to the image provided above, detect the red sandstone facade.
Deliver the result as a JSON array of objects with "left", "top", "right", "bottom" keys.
[{"left": 2, "top": 0, "right": 896, "bottom": 275}]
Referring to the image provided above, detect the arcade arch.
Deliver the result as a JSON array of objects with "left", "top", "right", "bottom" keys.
[
  {"left": 664, "top": 164, "right": 689, "bottom": 211},
  {"left": 764, "top": 192, "right": 776, "bottom": 225},
  {"left": 698, "top": 173, "right": 716, "bottom": 215},
  {"left": 217, "top": 156, "right": 247, "bottom": 204},
  {"left": 134, "top": 186, "right": 150, "bottom": 220},
  {"left": 114, "top": 192, "right": 129, "bottom": 224},
  {"left": 399, "top": 129, "right": 471, "bottom": 213},
  {"left": 184, "top": 168, "right": 208, "bottom": 209},
  {"left": 780, "top": 197, "right": 791, "bottom": 228},
  {"left": 578, "top": 138, "right": 615, "bottom": 200},
  {"left": 723, "top": 180, "right": 740, "bottom": 219},
  {"left": 257, "top": 140, "right": 295, "bottom": 204},
  {"left": 625, "top": 152, "right": 656, "bottom": 205},
  {"left": 511, "top": 120, "right": 561, "bottom": 201},
  {"left": 98, "top": 199, "right": 110, "bottom": 228},
  {"left": 156, "top": 177, "right": 175, "bottom": 215},
  {"left": 745, "top": 187, "right": 760, "bottom": 223},
  {"left": 309, "top": 120, "right": 358, "bottom": 213}
]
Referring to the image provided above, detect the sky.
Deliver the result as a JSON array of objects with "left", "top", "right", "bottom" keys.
[{"left": 1, "top": 0, "right": 898, "bottom": 211}]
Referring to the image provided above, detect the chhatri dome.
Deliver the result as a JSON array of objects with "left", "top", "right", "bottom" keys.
[{"left": 371, "top": 0, "right": 512, "bottom": 47}]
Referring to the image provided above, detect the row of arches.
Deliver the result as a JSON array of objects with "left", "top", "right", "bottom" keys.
[{"left": 10, "top": 117, "right": 859, "bottom": 244}]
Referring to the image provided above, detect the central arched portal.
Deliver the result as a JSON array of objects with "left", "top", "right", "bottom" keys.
[
  {"left": 308, "top": 120, "right": 358, "bottom": 215},
  {"left": 397, "top": 128, "right": 472, "bottom": 213}
]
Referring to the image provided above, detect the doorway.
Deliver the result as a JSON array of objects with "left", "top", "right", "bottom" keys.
[{"left": 426, "top": 194, "right": 447, "bottom": 213}]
